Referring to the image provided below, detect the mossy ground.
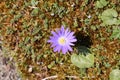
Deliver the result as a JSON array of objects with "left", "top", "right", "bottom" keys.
[{"left": 0, "top": 0, "right": 120, "bottom": 80}]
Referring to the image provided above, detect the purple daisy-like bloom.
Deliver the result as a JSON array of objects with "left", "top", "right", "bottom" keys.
[{"left": 48, "top": 26, "right": 77, "bottom": 54}]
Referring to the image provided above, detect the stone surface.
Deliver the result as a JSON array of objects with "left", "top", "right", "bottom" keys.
[{"left": 0, "top": 48, "right": 21, "bottom": 80}]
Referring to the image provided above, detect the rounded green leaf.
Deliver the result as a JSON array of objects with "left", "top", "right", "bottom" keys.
[
  {"left": 109, "top": 69, "right": 120, "bottom": 80},
  {"left": 100, "top": 9, "right": 119, "bottom": 25},
  {"left": 102, "top": 9, "right": 118, "bottom": 17},
  {"left": 110, "top": 27, "right": 120, "bottom": 40},
  {"left": 96, "top": 0, "right": 108, "bottom": 8},
  {"left": 71, "top": 53, "right": 94, "bottom": 68}
]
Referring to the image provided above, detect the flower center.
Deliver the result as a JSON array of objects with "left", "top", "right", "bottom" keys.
[{"left": 58, "top": 37, "right": 66, "bottom": 45}]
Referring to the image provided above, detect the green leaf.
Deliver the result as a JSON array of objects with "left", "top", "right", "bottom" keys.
[
  {"left": 102, "top": 9, "right": 118, "bottom": 17},
  {"left": 73, "top": 19, "right": 78, "bottom": 27},
  {"left": 31, "top": 0, "right": 38, "bottom": 6},
  {"left": 96, "top": 0, "right": 108, "bottom": 8},
  {"left": 109, "top": 69, "right": 120, "bottom": 80},
  {"left": 22, "top": 21, "right": 30, "bottom": 29},
  {"left": 18, "top": 42, "right": 24, "bottom": 48},
  {"left": 100, "top": 9, "right": 119, "bottom": 25},
  {"left": 103, "top": 62, "right": 111, "bottom": 68},
  {"left": 32, "top": 27, "right": 41, "bottom": 35},
  {"left": 71, "top": 53, "right": 94, "bottom": 68},
  {"left": 24, "top": 37, "right": 30, "bottom": 44},
  {"left": 48, "top": 61, "right": 55, "bottom": 69},
  {"left": 103, "top": 18, "right": 118, "bottom": 25},
  {"left": 24, "top": 45, "right": 31, "bottom": 54},
  {"left": 44, "top": 18, "right": 48, "bottom": 29},
  {"left": 6, "top": 27, "right": 14, "bottom": 34},
  {"left": 31, "top": 8, "right": 39, "bottom": 16},
  {"left": 14, "top": 13, "right": 23, "bottom": 20},
  {"left": 110, "top": 27, "right": 120, "bottom": 40}
]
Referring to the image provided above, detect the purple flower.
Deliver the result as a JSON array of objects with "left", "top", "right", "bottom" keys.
[{"left": 48, "top": 26, "right": 77, "bottom": 54}]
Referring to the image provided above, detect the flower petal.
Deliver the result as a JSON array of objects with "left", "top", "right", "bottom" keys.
[
  {"left": 65, "top": 30, "right": 71, "bottom": 37},
  {"left": 67, "top": 32, "right": 74, "bottom": 38},
  {"left": 53, "top": 45, "right": 60, "bottom": 52},
  {"left": 62, "top": 46, "right": 68, "bottom": 54},
  {"left": 65, "top": 28, "right": 69, "bottom": 35},
  {"left": 70, "top": 38, "right": 77, "bottom": 42},
  {"left": 67, "top": 45, "right": 73, "bottom": 51},
  {"left": 68, "top": 42, "right": 74, "bottom": 46},
  {"left": 51, "top": 31, "right": 59, "bottom": 38},
  {"left": 57, "top": 46, "right": 61, "bottom": 53},
  {"left": 61, "top": 26, "right": 65, "bottom": 33},
  {"left": 51, "top": 42, "right": 58, "bottom": 47}
]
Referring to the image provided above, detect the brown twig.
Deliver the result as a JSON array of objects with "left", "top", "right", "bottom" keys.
[{"left": 42, "top": 75, "right": 79, "bottom": 80}]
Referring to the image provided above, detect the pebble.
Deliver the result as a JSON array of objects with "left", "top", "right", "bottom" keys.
[{"left": 28, "top": 67, "right": 33, "bottom": 73}]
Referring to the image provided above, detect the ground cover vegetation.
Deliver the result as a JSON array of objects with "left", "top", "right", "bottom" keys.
[{"left": 0, "top": 0, "right": 120, "bottom": 80}]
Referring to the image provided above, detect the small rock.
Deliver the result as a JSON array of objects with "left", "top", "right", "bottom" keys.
[
  {"left": 87, "top": 15, "right": 91, "bottom": 19},
  {"left": 71, "top": 3, "right": 75, "bottom": 7},
  {"left": 50, "top": 13, "right": 54, "bottom": 16},
  {"left": 36, "top": 62, "right": 43, "bottom": 65},
  {"left": 28, "top": 67, "right": 33, "bottom": 73}
]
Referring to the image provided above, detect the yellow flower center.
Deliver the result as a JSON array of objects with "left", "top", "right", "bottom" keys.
[{"left": 58, "top": 37, "right": 66, "bottom": 45}]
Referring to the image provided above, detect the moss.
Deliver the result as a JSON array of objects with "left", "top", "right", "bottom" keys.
[{"left": 0, "top": 0, "right": 120, "bottom": 80}]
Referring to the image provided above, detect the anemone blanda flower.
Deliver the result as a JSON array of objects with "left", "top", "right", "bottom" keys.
[{"left": 48, "top": 26, "right": 77, "bottom": 54}]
